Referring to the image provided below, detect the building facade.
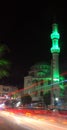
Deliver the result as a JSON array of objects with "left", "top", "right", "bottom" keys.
[
  {"left": 24, "top": 63, "right": 51, "bottom": 101},
  {"left": 0, "top": 85, "right": 18, "bottom": 98}
]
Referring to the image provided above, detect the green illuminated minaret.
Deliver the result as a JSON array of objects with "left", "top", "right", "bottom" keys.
[{"left": 50, "top": 23, "right": 60, "bottom": 99}]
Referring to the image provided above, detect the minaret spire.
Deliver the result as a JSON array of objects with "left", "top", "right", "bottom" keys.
[
  {"left": 50, "top": 23, "right": 60, "bottom": 104},
  {"left": 50, "top": 23, "right": 60, "bottom": 53}
]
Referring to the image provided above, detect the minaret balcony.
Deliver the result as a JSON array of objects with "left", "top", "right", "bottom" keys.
[
  {"left": 50, "top": 47, "right": 60, "bottom": 53},
  {"left": 51, "top": 32, "right": 60, "bottom": 39}
]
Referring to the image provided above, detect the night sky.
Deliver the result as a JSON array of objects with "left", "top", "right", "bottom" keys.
[{"left": 0, "top": 4, "right": 67, "bottom": 88}]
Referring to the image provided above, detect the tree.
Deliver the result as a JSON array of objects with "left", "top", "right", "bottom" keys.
[
  {"left": 40, "top": 91, "right": 44, "bottom": 96},
  {"left": 21, "top": 94, "right": 32, "bottom": 105},
  {"left": 0, "top": 43, "right": 10, "bottom": 78},
  {"left": 43, "top": 91, "right": 51, "bottom": 106}
]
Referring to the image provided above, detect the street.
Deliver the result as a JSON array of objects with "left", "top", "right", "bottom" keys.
[
  {"left": 0, "top": 113, "right": 27, "bottom": 130},
  {"left": 0, "top": 110, "right": 67, "bottom": 130}
]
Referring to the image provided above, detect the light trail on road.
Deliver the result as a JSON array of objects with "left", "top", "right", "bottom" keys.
[{"left": 0, "top": 110, "right": 67, "bottom": 130}]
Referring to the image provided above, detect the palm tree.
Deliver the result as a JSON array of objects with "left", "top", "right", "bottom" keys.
[{"left": 0, "top": 43, "right": 10, "bottom": 78}]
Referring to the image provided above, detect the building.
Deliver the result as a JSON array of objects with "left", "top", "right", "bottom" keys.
[
  {"left": 24, "top": 63, "right": 51, "bottom": 101},
  {"left": 23, "top": 23, "right": 65, "bottom": 105},
  {"left": 0, "top": 85, "right": 18, "bottom": 99}
]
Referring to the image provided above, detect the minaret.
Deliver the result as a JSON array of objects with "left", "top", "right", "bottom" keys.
[{"left": 50, "top": 23, "right": 60, "bottom": 103}]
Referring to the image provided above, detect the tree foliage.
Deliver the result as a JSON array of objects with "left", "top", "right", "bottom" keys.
[
  {"left": 21, "top": 94, "right": 32, "bottom": 105},
  {"left": 0, "top": 43, "right": 10, "bottom": 78},
  {"left": 43, "top": 91, "right": 51, "bottom": 106}
]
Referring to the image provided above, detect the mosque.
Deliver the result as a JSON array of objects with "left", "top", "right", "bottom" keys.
[{"left": 23, "top": 23, "right": 64, "bottom": 105}]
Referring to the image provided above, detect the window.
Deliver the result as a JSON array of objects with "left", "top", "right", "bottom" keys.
[{"left": 3, "top": 88, "right": 9, "bottom": 92}]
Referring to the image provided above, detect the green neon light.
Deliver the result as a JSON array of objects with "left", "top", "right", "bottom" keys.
[
  {"left": 52, "top": 66, "right": 60, "bottom": 82},
  {"left": 50, "top": 24, "right": 60, "bottom": 53},
  {"left": 53, "top": 78, "right": 59, "bottom": 82},
  {"left": 50, "top": 23, "right": 60, "bottom": 39},
  {"left": 51, "top": 32, "right": 60, "bottom": 39},
  {"left": 51, "top": 39, "right": 60, "bottom": 53}
]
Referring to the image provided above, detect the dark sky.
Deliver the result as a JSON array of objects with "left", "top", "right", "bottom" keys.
[{"left": 0, "top": 4, "right": 67, "bottom": 88}]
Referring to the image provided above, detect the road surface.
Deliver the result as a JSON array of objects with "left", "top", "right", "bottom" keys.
[
  {"left": 0, "top": 110, "right": 67, "bottom": 130},
  {"left": 0, "top": 113, "right": 27, "bottom": 130}
]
